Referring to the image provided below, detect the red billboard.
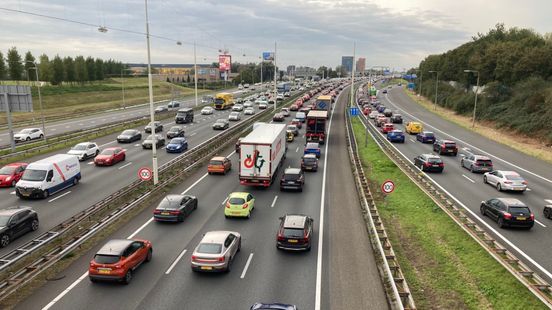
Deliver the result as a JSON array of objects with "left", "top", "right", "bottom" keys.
[{"left": 219, "top": 55, "right": 231, "bottom": 71}]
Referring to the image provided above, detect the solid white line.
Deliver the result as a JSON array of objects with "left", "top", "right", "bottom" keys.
[
  {"left": 462, "top": 174, "right": 475, "bottom": 183},
  {"left": 51, "top": 128, "right": 57, "bottom": 131},
  {"left": 409, "top": 138, "right": 415, "bottom": 143},
  {"left": 545, "top": 199, "right": 552, "bottom": 205},
  {"left": 118, "top": 162, "right": 133, "bottom": 170},
  {"left": 295, "top": 146, "right": 299, "bottom": 152},
  {"left": 535, "top": 220, "right": 547, "bottom": 228},
  {"left": 165, "top": 249, "right": 187, "bottom": 274},
  {"left": 271, "top": 195, "right": 278, "bottom": 208},
  {"left": 134, "top": 144, "right": 141, "bottom": 147},
  {"left": 190, "top": 132, "right": 197, "bottom": 136},
  {"left": 87, "top": 162, "right": 94, "bottom": 165},
  {"left": 240, "top": 253, "right": 254, "bottom": 279},
  {"left": 41, "top": 272, "right": 88, "bottom": 310},
  {"left": 98, "top": 141, "right": 116, "bottom": 148},
  {"left": 181, "top": 173, "right": 209, "bottom": 195},
  {"left": 65, "top": 126, "right": 70, "bottom": 129},
  {"left": 9, "top": 191, "right": 15, "bottom": 195},
  {"left": 221, "top": 197, "right": 228, "bottom": 205},
  {"left": 526, "top": 188, "right": 532, "bottom": 191},
  {"left": 127, "top": 218, "right": 154, "bottom": 239},
  {"left": 48, "top": 191, "right": 71, "bottom": 203}
]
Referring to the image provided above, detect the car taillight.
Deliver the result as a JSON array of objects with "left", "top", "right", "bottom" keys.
[
  {"left": 438, "top": 163, "right": 444, "bottom": 167},
  {"left": 217, "top": 256, "right": 225, "bottom": 262},
  {"left": 522, "top": 181, "right": 528, "bottom": 185},
  {"left": 242, "top": 203, "right": 248, "bottom": 209},
  {"left": 153, "top": 210, "right": 161, "bottom": 214},
  {"left": 424, "top": 162, "right": 431, "bottom": 167},
  {"left": 225, "top": 202, "right": 230, "bottom": 208},
  {"left": 441, "top": 145, "right": 446, "bottom": 150},
  {"left": 277, "top": 234, "right": 285, "bottom": 242},
  {"left": 170, "top": 210, "right": 180, "bottom": 215},
  {"left": 530, "top": 214, "right": 535, "bottom": 220},
  {"left": 191, "top": 255, "right": 197, "bottom": 261},
  {"left": 503, "top": 212, "right": 512, "bottom": 220}
]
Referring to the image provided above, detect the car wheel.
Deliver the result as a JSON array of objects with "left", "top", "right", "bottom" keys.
[
  {"left": 11, "top": 180, "right": 16, "bottom": 187},
  {"left": 497, "top": 217, "right": 506, "bottom": 229},
  {"left": 237, "top": 240, "right": 241, "bottom": 252},
  {"left": 480, "top": 205, "right": 486, "bottom": 216},
  {"left": 246, "top": 211, "right": 251, "bottom": 219},
  {"left": 178, "top": 214, "right": 184, "bottom": 222},
  {"left": 0, "top": 234, "right": 10, "bottom": 247},
  {"left": 42, "top": 190, "right": 49, "bottom": 199},
  {"left": 95, "top": 150, "right": 99, "bottom": 157},
  {"left": 225, "top": 260, "right": 231, "bottom": 273},
  {"left": 469, "top": 165, "right": 474, "bottom": 173},
  {"left": 122, "top": 155, "right": 126, "bottom": 161},
  {"left": 544, "top": 208, "right": 551, "bottom": 219},
  {"left": 89, "top": 277, "right": 98, "bottom": 283},
  {"left": 419, "top": 164, "right": 424, "bottom": 171},
  {"left": 39, "top": 134, "right": 44, "bottom": 139},
  {"left": 30, "top": 219, "right": 39, "bottom": 231},
  {"left": 306, "top": 243, "right": 311, "bottom": 251},
  {"left": 73, "top": 177, "right": 79, "bottom": 185},
  {"left": 122, "top": 270, "right": 132, "bottom": 284},
  {"left": 496, "top": 183, "right": 502, "bottom": 191},
  {"left": 145, "top": 249, "right": 153, "bottom": 262},
  {"left": 483, "top": 176, "right": 488, "bottom": 184},
  {"left": 26, "top": 137, "right": 31, "bottom": 141}
]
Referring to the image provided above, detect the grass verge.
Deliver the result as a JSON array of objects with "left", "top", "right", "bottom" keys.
[
  {"left": 351, "top": 117, "right": 546, "bottom": 309},
  {"left": 402, "top": 89, "right": 552, "bottom": 164}
]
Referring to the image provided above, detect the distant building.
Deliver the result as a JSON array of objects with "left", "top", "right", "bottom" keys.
[
  {"left": 294, "top": 66, "right": 317, "bottom": 79},
  {"left": 356, "top": 58, "right": 366, "bottom": 75},
  {"left": 287, "top": 65, "right": 296, "bottom": 77},
  {"left": 341, "top": 56, "right": 353, "bottom": 73},
  {"left": 127, "top": 63, "right": 220, "bottom": 82}
]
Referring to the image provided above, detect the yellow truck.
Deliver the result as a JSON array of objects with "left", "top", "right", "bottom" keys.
[{"left": 214, "top": 92, "right": 234, "bottom": 110}]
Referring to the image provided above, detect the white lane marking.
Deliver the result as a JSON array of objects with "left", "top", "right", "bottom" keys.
[
  {"left": 271, "top": 195, "right": 278, "bottom": 208},
  {"left": 98, "top": 141, "right": 116, "bottom": 148},
  {"left": 462, "top": 174, "right": 475, "bottom": 183},
  {"left": 134, "top": 144, "right": 141, "bottom": 147},
  {"left": 302, "top": 134, "right": 305, "bottom": 138},
  {"left": 10, "top": 191, "right": 15, "bottom": 195},
  {"left": 409, "top": 138, "right": 415, "bottom": 143},
  {"left": 240, "top": 253, "right": 254, "bottom": 279},
  {"left": 190, "top": 132, "right": 197, "bottom": 136},
  {"left": 295, "top": 146, "right": 299, "bottom": 153},
  {"left": 78, "top": 123, "right": 84, "bottom": 126},
  {"left": 221, "top": 197, "right": 228, "bottom": 205},
  {"left": 526, "top": 188, "right": 532, "bottom": 191},
  {"left": 384, "top": 94, "right": 552, "bottom": 185},
  {"left": 118, "top": 162, "right": 132, "bottom": 170},
  {"left": 90, "top": 121, "right": 96, "bottom": 123},
  {"left": 546, "top": 199, "right": 552, "bottom": 204},
  {"left": 42, "top": 272, "right": 88, "bottom": 310},
  {"left": 48, "top": 191, "right": 71, "bottom": 203},
  {"left": 181, "top": 173, "right": 209, "bottom": 195},
  {"left": 65, "top": 126, "right": 70, "bottom": 129},
  {"left": 87, "top": 162, "right": 94, "bottom": 165},
  {"left": 51, "top": 128, "right": 57, "bottom": 131},
  {"left": 165, "top": 249, "right": 187, "bottom": 275},
  {"left": 128, "top": 218, "right": 154, "bottom": 239},
  {"left": 535, "top": 220, "right": 547, "bottom": 228}
]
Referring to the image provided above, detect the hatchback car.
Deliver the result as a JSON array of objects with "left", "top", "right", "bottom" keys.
[
  {"left": 414, "top": 154, "right": 444, "bottom": 172},
  {"left": 416, "top": 131, "right": 435, "bottom": 143},
  {"left": 89, "top": 239, "right": 152, "bottom": 284},
  {"left": 390, "top": 114, "right": 403, "bottom": 124},
  {"left": 142, "top": 135, "right": 165, "bottom": 149},
  {"left": 166, "top": 137, "right": 188, "bottom": 153},
  {"left": 154, "top": 105, "right": 168, "bottom": 113},
  {"left": 14, "top": 128, "right": 44, "bottom": 142},
  {"left": 273, "top": 113, "right": 285, "bottom": 122},
  {"left": 291, "top": 119, "right": 303, "bottom": 129},
  {"left": 0, "top": 163, "right": 27, "bottom": 187},
  {"left": 483, "top": 170, "right": 527, "bottom": 192},
  {"left": 208, "top": 156, "right": 232, "bottom": 175},
  {"left": 213, "top": 119, "right": 230, "bottom": 130},
  {"left": 232, "top": 104, "right": 244, "bottom": 112},
  {"left": 276, "top": 214, "right": 313, "bottom": 251},
  {"left": 201, "top": 106, "right": 214, "bottom": 115},
  {"left": 480, "top": 198, "right": 534, "bottom": 229},
  {"left": 368, "top": 111, "right": 379, "bottom": 119},
  {"left": 229, "top": 112, "right": 241, "bottom": 121},
  {"left": 405, "top": 121, "right": 423, "bottom": 134},
  {"left": 191, "top": 231, "right": 241, "bottom": 272},
  {"left": 280, "top": 168, "right": 305, "bottom": 192},
  {"left": 166, "top": 126, "right": 185, "bottom": 139},
  {"left": 304, "top": 142, "right": 321, "bottom": 158},
  {"left": 244, "top": 107, "right": 255, "bottom": 115},
  {"left": 144, "top": 121, "right": 163, "bottom": 133},
  {"left": 281, "top": 108, "right": 290, "bottom": 117},
  {"left": 460, "top": 149, "right": 493, "bottom": 173},
  {"left": 94, "top": 147, "right": 126, "bottom": 166},
  {"left": 375, "top": 115, "right": 388, "bottom": 127},
  {"left": 153, "top": 194, "right": 197, "bottom": 222},
  {"left": 387, "top": 130, "right": 405, "bottom": 143},
  {"left": 243, "top": 101, "right": 254, "bottom": 108},
  {"left": 224, "top": 192, "right": 255, "bottom": 218},
  {"left": 0, "top": 207, "right": 39, "bottom": 247},
  {"left": 67, "top": 142, "right": 100, "bottom": 161},
  {"left": 383, "top": 108, "right": 393, "bottom": 117},
  {"left": 259, "top": 102, "right": 268, "bottom": 109},
  {"left": 381, "top": 123, "right": 394, "bottom": 134},
  {"left": 433, "top": 139, "right": 458, "bottom": 156},
  {"left": 117, "top": 129, "right": 142, "bottom": 143},
  {"left": 287, "top": 124, "right": 299, "bottom": 136},
  {"left": 301, "top": 154, "right": 318, "bottom": 172}
]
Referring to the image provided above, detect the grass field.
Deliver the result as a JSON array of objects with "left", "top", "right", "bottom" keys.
[{"left": 351, "top": 117, "right": 545, "bottom": 310}]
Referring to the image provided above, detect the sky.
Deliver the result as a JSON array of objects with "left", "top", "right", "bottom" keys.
[{"left": 0, "top": 0, "right": 550, "bottom": 70}]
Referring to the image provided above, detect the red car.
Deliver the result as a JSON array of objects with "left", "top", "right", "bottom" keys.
[
  {"left": 291, "top": 119, "right": 303, "bottom": 129},
  {"left": 381, "top": 123, "right": 395, "bottom": 134},
  {"left": 0, "top": 163, "right": 27, "bottom": 187},
  {"left": 363, "top": 107, "right": 371, "bottom": 115},
  {"left": 94, "top": 147, "right": 126, "bottom": 166},
  {"left": 290, "top": 104, "right": 299, "bottom": 111}
]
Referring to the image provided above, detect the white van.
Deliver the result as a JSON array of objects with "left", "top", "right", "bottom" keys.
[{"left": 15, "top": 154, "right": 81, "bottom": 199}]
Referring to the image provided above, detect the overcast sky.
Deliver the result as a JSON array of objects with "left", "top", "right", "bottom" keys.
[{"left": 1, "top": 0, "right": 550, "bottom": 70}]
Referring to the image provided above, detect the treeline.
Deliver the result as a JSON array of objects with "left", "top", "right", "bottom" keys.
[
  {"left": 0, "top": 46, "right": 127, "bottom": 85},
  {"left": 415, "top": 24, "right": 552, "bottom": 143}
]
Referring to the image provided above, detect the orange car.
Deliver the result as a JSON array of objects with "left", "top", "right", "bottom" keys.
[
  {"left": 208, "top": 156, "right": 232, "bottom": 175},
  {"left": 89, "top": 239, "right": 152, "bottom": 284}
]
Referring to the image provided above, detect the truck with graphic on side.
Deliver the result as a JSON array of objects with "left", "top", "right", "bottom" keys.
[
  {"left": 314, "top": 95, "right": 332, "bottom": 118},
  {"left": 306, "top": 110, "right": 328, "bottom": 144}
]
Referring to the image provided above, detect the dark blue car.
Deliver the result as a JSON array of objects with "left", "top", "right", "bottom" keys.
[
  {"left": 387, "top": 130, "right": 405, "bottom": 143},
  {"left": 304, "top": 142, "right": 321, "bottom": 158},
  {"left": 166, "top": 137, "right": 188, "bottom": 153},
  {"left": 377, "top": 105, "right": 386, "bottom": 113},
  {"left": 416, "top": 131, "right": 435, "bottom": 144},
  {"left": 250, "top": 303, "right": 297, "bottom": 310}
]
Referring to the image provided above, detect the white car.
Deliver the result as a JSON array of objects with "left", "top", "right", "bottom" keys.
[
  {"left": 67, "top": 142, "right": 100, "bottom": 161},
  {"left": 281, "top": 108, "right": 290, "bottom": 117},
  {"left": 228, "top": 112, "right": 241, "bottom": 121},
  {"left": 284, "top": 92, "right": 291, "bottom": 97},
  {"left": 232, "top": 104, "right": 244, "bottom": 112},
  {"left": 368, "top": 111, "right": 379, "bottom": 119},
  {"left": 259, "top": 103, "right": 268, "bottom": 110},
  {"left": 299, "top": 87, "right": 305, "bottom": 91},
  {"left": 243, "top": 101, "right": 254, "bottom": 108},
  {"left": 201, "top": 107, "right": 214, "bottom": 115},
  {"left": 244, "top": 107, "right": 255, "bottom": 115},
  {"left": 483, "top": 170, "right": 528, "bottom": 192},
  {"left": 14, "top": 128, "right": 44, "bottom": 142},
  {"left": 276, "top": 94, "right": 285, "bottom": 101}
]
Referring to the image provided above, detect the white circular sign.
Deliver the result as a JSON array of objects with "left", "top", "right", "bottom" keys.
[
  {"left": 381, "top": 180, "right": 395, "bottom": 194},
  {"left": 138, "top": 167, "right": 153, "bottom": 181}
]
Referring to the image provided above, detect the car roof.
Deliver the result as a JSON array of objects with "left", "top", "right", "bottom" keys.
[
  {"left": 159, "top": 194, "right": 184, "bottom": 204},
  {"left": 211, "top": 156, "right": 226, "bottom": 161},
  {"left": 283, "top": 214, "right": 308, "bottom": 228},
  {"left": 0, "top": 206, "right": 32, "bottom": 217},
  {"left": 303, "top": 154, "right": 317, "bottom": 159},
  {"left": 306, "top": 142, "right": 319, "bottom": 147},
  {"left": 496, "top": 198, "right": 526, "bottom": 207},
  {"left": 390, "top": 130, "right": 403, "bottom": 133},
  {"left": 473, "top": 155, "right": 491, "bottom": 160},
  {"left": 104, "top": 147, "right": 122, "bottom": 151},
  {"left": 201, "top": 231, "right": 239, "bottom": 244},
  {"left": 441, "top": 139, "right": 456, "bottom": 143},
  {"left": 229, "top": 192, "right": 250, "bottom": 199},
  {"left": 170, "top": 137, "right": 186, "bottom": 141},
  {"left": 96, "top": 239, "right": 134, "bottom": 256},
  {"left": 4, "top": 162, "right": 27, "bottom": 167},
  {"left": 423, "top": 154, "right": 440, "bottom": 159},
  {"left": 284, "top": 168, "right": 302, "bottom": 174}
]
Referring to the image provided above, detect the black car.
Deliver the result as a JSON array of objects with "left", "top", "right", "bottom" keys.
[
  {"left": 175, "top": 108, "right": 194, "bottom": 124},
  {"left": 142, "top": 135, "right": 165, "bottom": 149},
  {"left": 301, "top": 154, "right": 318, "bottom": 172},
  {"left": 276, "top": 214, "right": 313, "bottom": 251},
  {"left": 480, "top": 198, "right": 534, "bottom": 229},
  {"left": 145, "top": 121, "right": 163, "bottom": 133},
  {"left": 212, "top": 119, "right": 229, "bottom": 130},
  {"left": 166, "top": 126, "right": 185, "bottom": 139},
  {"left": 153, "top": 194, "right": 198, "bottom": 222},
  {"left": 433, "top": 139, "right": 458, "bottom": 156},
  {"left": 117, "top": 129, "right": 142, "bottom": 143},
  {"left": 414, "top": 154, "right": 444, "bottom": 172},
  {"left": 390, "top": 114, "right": 403, "bottom": 124},
  {"left": 383, "top": 109, "right": 393, "bottom": 117},
  {"left": 272, "top": 113, "right": 285, "bottom": 122},
  {"left": 280, "top": 168, "right": 305, "bottom": 192},
  {"left": 0, "top": 207, "right": 39, "bottom": 247}
]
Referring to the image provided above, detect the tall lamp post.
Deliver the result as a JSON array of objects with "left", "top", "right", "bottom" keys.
[
  {"left": 26, "top": 61, "right": 46, "bottom": 143},
  {"left": 464, "top": 69, "right": 480, "bottom": 128},
  {"left": 144, "top": 0, "right": 159, "bottom": 185},
  {"left": 259, "top": 56, "right": 263, "bottom": 92},
  {"left": 349, "top": 42, "right": 356, "bottom": 107},
  {"left": 428, "top": 70, "right": 439, "bottom": 110},
  {"left": 273, "top": 42, "right": 277, "bottom": 112}
]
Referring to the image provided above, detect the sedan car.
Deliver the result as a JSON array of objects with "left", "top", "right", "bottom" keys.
[
  {"left": 224, "top": 192, "right": 255, "bottom": 218},
  {"left": 243, "top": 101, "right": 254, "bottom": 108},
  {"left": 368, "top": 111, "right": 379, "bottom": 119},
  {"left": 153, "top": 194, "right": 197, "bottom": 222},
  {"left": 383, "top": 108, "right": 393, "bottom": 117},
  {"left": 244, "top": 107, "right": 255, "bottom": 115},
  {"left": 201, "top": 106, "right": 214, "bottom": 115},
  {"left": 94, "top": 147, "right": 126, "bottom": 166},
  {"left": 304, "top": 142, "right": 321, "bottom": 158},
  {"left": 232, "top": 104, "right": 244, "bottom": 112},
  {"left": 117, "top": 129, "right": 142, "bottom": 143},
  {"left": 280, "top": 168, "right": 305, "bottom": 192},
  {"left": 381, "top": 123, "right": 394, "bottom": 134},
  {"left": 0, "top": 163, "right": 27, "bottom": 187},
  {"left": 281, "top": 108, "right": 290, "bottom": 117},
  {"left": 14, "top": 128, "right": 44, "bottom": 142},
  {"left": 287, "top": 125, "right": 299, "bottom": 136},
  {"left": 228, "top": 112, "right": 241, "bottom": 121},
  {"left": 166, "top": 137, "right": 188, "bottom": 153},
  {"left": 191, "top": 231, "right": 241, "bottom": 272},
  {"left": 166, "top": 126, "right": 185, "bottom": 139},
  {"left": 208, "top": 156, "right": 232, "bottom": 175},
  {"left": 301, "top": 154, "right": 318, "bottom": 172},
  {"left": 144, "top": 121, "right": 163, "bottom": 133},
  {"left": 89, "top": 239, "right": 152, "bottom": 284},
  {"left": 258, "top": 102, "right": 268, "bottom": 110},
  {"left": 390, "top": 114, "right": 403, "bottom": 124},
  {"left": 483, "top": 170, "right": 527, "bottom": 192},
  {"left": 291, "top": 119, "right": 302, "bottom": 129},
  {"left": 0, "top": 207, "right": 39, "bottom": 247},
  {"left": 414, "top": 154, "right": 444, "bottom": 172},
  {"left": 272, "top": 113, "right": 285, "bottom": 122},
  {"left": 213, "top": 119, "right": 230, "bottom": 130},
  {"left": 154, "top": 105, "right": 168, "bottom": 113},
  {"left": 480, "top": 198, "right": 534, "bottom": 229},
  {"left": 387, "top": 130, "right": 405, "bottom": 143},
  {"left": 142, "top": 135, "right": 165, "bottom": 149},
  {"left": 276, "top": 214, "right": 313, "bottom": 251},
  {"left": 67, "top": 142, "right": 99, "bottom": 161},
  {"left": 416, "top": 131, "right": 435, "bottom": 144}
]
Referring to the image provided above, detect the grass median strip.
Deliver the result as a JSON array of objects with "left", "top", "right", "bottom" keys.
[{"left": 351, "top": 117, "right": 546, "bottom": 309}]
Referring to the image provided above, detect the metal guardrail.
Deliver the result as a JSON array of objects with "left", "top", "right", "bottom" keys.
[
  {"left": 345, "top": 85, "right": 415, "bottom": 310},
  {"left": 0, "top": 90, "right": 306, "bottom": 303},
  {"left": 353, "top": 85, "right": 552, "bottom": 308}
]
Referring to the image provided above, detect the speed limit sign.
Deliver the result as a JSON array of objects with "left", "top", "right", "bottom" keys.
[
  {"left": 138, "top": 167, "right": 153, "bottom": 181},
  {"left": 381, "top": 180, "right": 395, "bottom": 194}
]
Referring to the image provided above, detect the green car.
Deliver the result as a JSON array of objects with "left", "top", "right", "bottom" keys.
[{"left": 224, "top": 192, "right": 255, "bottom": 218}]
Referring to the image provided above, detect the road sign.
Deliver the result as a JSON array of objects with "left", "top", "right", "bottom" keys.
[
  {"left": 381, "top": 179, "right": 395, "bottom": 194},
  {"left": 138, "top": 167, "right": 153, "bottom": 181},
  {"left": 350, "top": 107, "right": 360, "bottom": 116}
]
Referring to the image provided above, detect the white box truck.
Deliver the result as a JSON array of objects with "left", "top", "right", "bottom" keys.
[
  {"left": 16, "top": 154, "right": 81, "bottom": 199},
  {"left": 239, "top": 123, "right": 286, "bottom": 187}
]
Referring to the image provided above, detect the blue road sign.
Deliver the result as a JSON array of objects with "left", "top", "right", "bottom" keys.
[{"left": 350, "top": 107, "right": 360, "bottom": 116}]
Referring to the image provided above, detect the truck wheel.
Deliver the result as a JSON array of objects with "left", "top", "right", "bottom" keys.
[
  {"left": 42, "top": 190, "right": 49, "bottom": 199},
  {"left": 73, "top": 178, "right": 79, "bottom": 185},
  {"left": 544, "top": 208, "right": 551, "bottom": 219}
]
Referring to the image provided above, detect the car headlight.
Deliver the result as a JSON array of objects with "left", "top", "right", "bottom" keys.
[{"left": 5, "top": 176, "right": 11, "bottom": 181}]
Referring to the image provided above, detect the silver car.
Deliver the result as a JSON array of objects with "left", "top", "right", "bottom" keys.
[
  {"left": 191, "top": 231, "right": 241, "bottom": 272},
  {"left": 228, "top": 112, "right": 241, "bottom": 121},
  {"left": 483, "top": 170, "right": 527, "bottom": 192},
  {"left": 244, "top": 107, "right": 255, "bottom": 115},
  {"left": 232, "top": 104, "right": 244, "bottom": 111},
  {"left": 460, "top": 148, "right": 493, "bottom": 173}
]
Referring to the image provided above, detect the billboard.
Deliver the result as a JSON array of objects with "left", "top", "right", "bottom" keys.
[
  {"left": 262, "top": 52, "right": 274, "bottom": 61},
  {"left": 219, "top": 55, "right": 231, "bottom": 71}
]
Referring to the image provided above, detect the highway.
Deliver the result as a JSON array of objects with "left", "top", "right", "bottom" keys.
[
  {"left": 361, "top": 84, "right": 552, "bottom": 283},
  {"left": 15, "top": 83, "right": 388, "bottom": 310}
]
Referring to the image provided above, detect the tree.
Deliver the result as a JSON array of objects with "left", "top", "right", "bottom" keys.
[
  {"left": 95, "top": 58, "right": 104, "bottom": 81},
  {"left": 38, "top": 54, "right": 51, "bottom": 82},
  {"left": 7, "top": 47, "right": 23, "bottom": 80},
  {"left": 187, "top": 75, "right": 191, "bottom": 83},
  {"left": 24, "top": 51, "right": 36, "bottom": 80},
  {"left": 74, "top": 56, "right": 87, "bottom": 85},
  {"left": 85, "top": 56, "right": 96, "bottom": 81},
  {"left": 63, "top": 56, "right": 75, "bottom": 84},
  {"left": 51, "top": 55, "right": 64, "bottom": 85},
  {"left": 0, "top": 52, "right": 6, "bottom": 80}
]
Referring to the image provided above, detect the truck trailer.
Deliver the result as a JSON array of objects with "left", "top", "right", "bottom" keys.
[{"left": 306, "top": 110, "right": 328, "bottom": 144}]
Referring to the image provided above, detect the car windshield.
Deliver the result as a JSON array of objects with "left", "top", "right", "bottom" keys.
[
  {"left": 477, "top": 160, "right": 493, "bottom": 166},
  {"left": 303, "top": 157, "right": 317, "bottom": 163},
  {"left": 284, "top": 173, "right": 300, "bottom": 181},
  {"left": 505, "top": 174, "right": 524, "bottom": 181},
  {"left": 170, "top": 138, "right": 184, "bottom": 144},
  {"left": 216, "top": 119, "right": 226, "bottom": 123},
  {"left": 71, "top": 144, "right": 87, "bottom": 151},
  {"left": 21, "top": 169, "right": 47, "bottom": 181},
  {"left": 157, "top": 198, "right": 178, "bottom": 210},
  {"left": 145, "top": 135, "right": 156, "bottom": 140},
  {"left": 230, "top": 113, "right": 238, "bottom": 116},
  {"left": 197, "top": 243, "right": 222, "bottom": 254},
  {"left": 169, "top": 127, "right": 180, "bottom": 132},
  {"left": 0, "top": 166, "right": 16, "bottom": 175},
  {"left": 287, "top": 126, "right": 296, "bottom": 130},
  {"left": 100, "top": 149, "right": 115, "bottom": 155},
  {"left": 0, "top": 215, "right": 10, "bottom": 226},
  {"left": 19, "top": 129, "right": 32, "bottom": 134},
  {"left": 283, "top": 228, "right": 304, "bottom": 238},
  {"left": 209, "top": 160, "right": 223, "bottom": 166},
  {"left": 509, "top": 207, "right": 530, "bottom": 214},
  {"left": 229, "top": 197, "right": 245, "bottom": 205},
  {"left": 424, "top": 132, "right": 434, "bottom": 137},
  {"left": 427, "top": 158, "right": 442, "bottom": 164},
  {"left": 121, "top": 130, "right": 135, "bottom": 135},
  {"left": 445, "top": 143, "right": 456, "bottom": 147},
  {"left": 94, "top": 254, "right": 120, "bottom": 264},
  {"left": 306, "top": 143, "right": 318, "bottom": 149}
]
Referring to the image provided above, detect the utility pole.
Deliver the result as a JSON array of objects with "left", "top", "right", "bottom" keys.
[
  {"left": 194, "top": 41, "right": 198, "bottom": 107},
  {"left": 260, "top": 56, "right": 263, "bottom": 92},
  {"left": 349, "top": 41, "right": 356, "bottom": 107},
  {"left": 144, "top": 0, "right": 158, "bottom": 185},
  {"left": 273, "top": 42, "right": 277, "bottom": 112}
]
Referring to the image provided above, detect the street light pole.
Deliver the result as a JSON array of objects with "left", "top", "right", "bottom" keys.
[
  {"left": 27, "top": 62, "right": 47, "bottom": 143},
  {"left": 260, "top": 56, "right": 263, "bottom": 92},
  {"left": 428, "top": 70, "right": 438, "bottom": 110},
  {"left": 273, "top": 42, "right": 277, "bottom": 112},
  {"left": 464, "top": 69, "right": 480, "bottom": 128},
  {"left": 418, "top": 70, "right": 423, "bottom": 96},
  {"left": 194, "top": 41, "right": 198, "bottom": 108},
  {"left": 350, "top": 42, "right": 356, "bottom": 107},
  {"left": 144, "top": 0, "right": 158, "bottom": 185},
  {"left": 121, "top": 68, "right": 126, "bottom": 110}
]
